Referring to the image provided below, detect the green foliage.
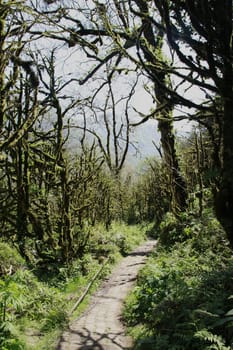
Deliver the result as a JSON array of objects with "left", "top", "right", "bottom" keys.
[
  {"left": 0, "top": 268, "right": 68, "bottom": 349},
  {"left": 88, "top": 222, "right": 149, "bottom": 259},
  {"left": 0, "top": 338, "right": 25, "bottom": 350},
  {"left": 124, "top": 211, "right": 233, "bottom": 349},
  {"left": 0, "top": 243, "right": 25, "bottom": 276},
  {"left": 194, "top": 330, "right": 231, "bottom": 350},
  {"left": 125, "top": 158, "right": 169, "bottom": 225},
  {"left": 157, "top": 205, "right": 228, "bottom": 249},
  {"left": 157, "top": 210, "right": 197, "bottom": 246}
]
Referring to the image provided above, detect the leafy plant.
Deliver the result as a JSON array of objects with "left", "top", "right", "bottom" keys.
[
  {"left": 0, "top": 243, "right": 25, "bottom": 277},
  {"left": 194, "top": 330, "right": 231, "bottom": 350},
  {"left": 0, "top": 277, "right": 26, "bottom": 349}
]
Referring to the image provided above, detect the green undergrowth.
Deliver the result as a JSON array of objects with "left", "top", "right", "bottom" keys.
[
  {"left": 123, "top": 209, "right": 233, "bottom": 350},
  {"left": 0, "top": 222, "right": 150, "bottom": 349}
]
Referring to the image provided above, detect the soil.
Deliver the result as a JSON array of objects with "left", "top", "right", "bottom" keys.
[{"left": 57, "top": 239, "right": 157, "bottom": 350}]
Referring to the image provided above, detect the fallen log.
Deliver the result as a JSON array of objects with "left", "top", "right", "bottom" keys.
[{"left": 69, "top": 257, "right": 110, "bottom": 316}]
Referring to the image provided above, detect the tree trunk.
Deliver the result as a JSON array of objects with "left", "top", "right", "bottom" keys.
[
  {"left": 214, "top": 1, "right": 233, "bottom": 247},
  {"left": 134, "top": 0, "right": 187, "bottom": 214},
  {"left": 215, "top": 96, "right": 233, "bottom": 247},
  {"left": 16, "top": 142, "right": 30, "bottom": 260},
  {"left": 158, "top": 111, "right": 187, "bottom": 214},
  {"left": 59, "top": 160, "right": 73, "bottom": 262}
]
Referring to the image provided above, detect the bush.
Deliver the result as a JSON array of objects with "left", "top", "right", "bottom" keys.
[
  {"left": 0, "top": 243, "right": 25, "bottom": 276},
  {"left": 158, "top": 211, "right": 191, "bottom": 246},
  {"left": 88, "top": 222, "right": 149, "bottom": 258}
]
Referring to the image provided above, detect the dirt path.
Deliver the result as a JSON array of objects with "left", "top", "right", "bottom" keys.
[{"left": 57, "top": 239, "right": 157, "bottom": 350}]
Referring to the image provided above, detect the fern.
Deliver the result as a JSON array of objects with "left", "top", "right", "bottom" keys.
[{"left": 194, "top": 329, "right": 231, "bottom": 350}]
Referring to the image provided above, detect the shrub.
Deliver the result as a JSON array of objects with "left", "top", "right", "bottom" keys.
[
  {"left": 0, "top": 243, "right": 25, "bottom": 276},
  {"left": 158, "top": 211, "right": 191, "bottom": 246}
]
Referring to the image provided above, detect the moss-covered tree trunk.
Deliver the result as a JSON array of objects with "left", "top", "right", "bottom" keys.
[
  {"left": 214, "top": 1, "right": 233, "bottom": 247},
  {"left": 134, "top": 0, "right": 187, "bottom": 214},
  {"left": 158, "top": 115, "right": 187, "bottom": 213},
  {"left": 15, "top": 81, "right": 30, "bottom": 260},
  {"left": 0, "top": 1, "right": 6, "bottom": 134},
  {"left": 215, "top": 65, "right": 233, "bottom": 247},
  {"left": 59, "top": 159, "right": 73, "bottom": 262}
]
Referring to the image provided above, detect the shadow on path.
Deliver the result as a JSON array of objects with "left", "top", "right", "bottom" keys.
[
  {"left": 57, "top": 327, "right": 131, "bottom": 350},
  {"left": 126, "top": 250, "right": 148, "bottom": 257}
]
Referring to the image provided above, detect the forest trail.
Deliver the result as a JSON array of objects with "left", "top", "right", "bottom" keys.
[{"left": 57, "top": 239, "right": 157, "bottom": 350}]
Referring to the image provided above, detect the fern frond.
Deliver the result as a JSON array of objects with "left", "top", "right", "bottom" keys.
[{"left": 194, "top": 329, "right": 231, "bottom": 350}]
